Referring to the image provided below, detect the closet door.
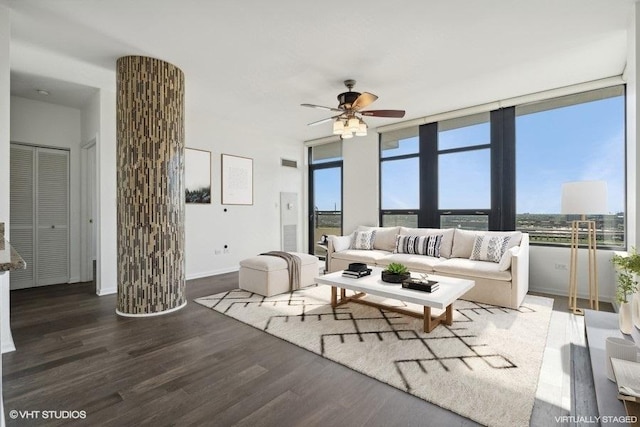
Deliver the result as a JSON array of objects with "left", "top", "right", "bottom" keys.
[
  {"left": 10, "top": 144, "right": 69, "bottom": 289},
  {"left": 9, "top": 145, "right": 36, "bottom": 289},
  {"left": 36, "top": 148, "right": 70, "bottom": 286}
]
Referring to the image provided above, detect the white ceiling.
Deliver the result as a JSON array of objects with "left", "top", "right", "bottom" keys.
[{"left": 5, "top": 0, "right": 634, "bottom": 142}]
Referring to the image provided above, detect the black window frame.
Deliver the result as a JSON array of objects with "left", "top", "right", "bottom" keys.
[
  {"left": 308, "top": 146, "right": 344, "bottom": 255},
  {"left": 379, "top": 132, "right": 421, "bottom": 227},
  {"left": 378, "top": 85, "right": 626, "bottom": 249},
  {"left": 380, "top": 109, "right": 516, "bottom": 231}
]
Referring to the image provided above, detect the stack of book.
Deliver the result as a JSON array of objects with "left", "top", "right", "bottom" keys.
[
  {"left": 402, "top": 278, "right": 439, "bottom": 292},
  {"left": 342, "top": 263, "right": 372, "bottom": 279}
]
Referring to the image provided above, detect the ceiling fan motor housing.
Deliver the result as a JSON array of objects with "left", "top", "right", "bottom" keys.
[{"left": 337, "top": 91, "right": 361, "bottom": 110}]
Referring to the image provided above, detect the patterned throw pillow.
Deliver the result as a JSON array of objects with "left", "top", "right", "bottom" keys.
[
  {"left": 394, "top": 234, "right": 442, "bottom": 257},
  {"left": 351, "top": 230, "right": 377, "bottom": 250},
  {"left": 470, "top": 235, "right": 511, "bottom": 263}
]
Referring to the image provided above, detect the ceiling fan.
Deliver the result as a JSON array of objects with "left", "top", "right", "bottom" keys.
[{"left": 301, "top": 79, "right": 406, "bottom": 138}]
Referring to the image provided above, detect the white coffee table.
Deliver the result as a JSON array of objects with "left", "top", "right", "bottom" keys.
[{"left": 315, "top": 267, "right": 475, "bottom": 333}]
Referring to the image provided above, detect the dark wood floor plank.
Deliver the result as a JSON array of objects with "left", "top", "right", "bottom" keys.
[{"left": 2, "top": 273, "right": 611, "bottom": 426}]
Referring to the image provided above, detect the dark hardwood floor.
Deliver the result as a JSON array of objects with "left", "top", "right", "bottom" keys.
[{"left": 3, "top": 274, "right": 480, "bottom": 427}]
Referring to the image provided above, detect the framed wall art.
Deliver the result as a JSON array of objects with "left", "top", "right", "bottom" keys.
[
  {"left": 221, "top": 154, "right": 253, "bottom": 205},
  {"left": 185, "top": 148, "right": 211, "bottom": 204}
]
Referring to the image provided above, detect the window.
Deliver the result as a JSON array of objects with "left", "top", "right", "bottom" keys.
[
  {"left": 308, "top": 141, "right": 343, "bottom": 257},
  {"left": 378, "top": 84, "right": 625, "bottom": 247},
  {"left": 515, "top": 86, "right": 625, "bottom": 247},
  {"left": 437, "top": 114, "right": 491, "bottom": 229},
  {"left": 439, "top": 149, "right": 491, "bottom": 209},
  {"left": 379, "top": 111, "right": 513, "bottom": 231},
  {"left": 379, "top": 128, "right": 419, "bottom": 227}
]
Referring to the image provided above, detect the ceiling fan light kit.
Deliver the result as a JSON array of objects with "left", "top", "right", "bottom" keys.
[{"left": 302, "top": 80, "right": 406, "bottom": 139}]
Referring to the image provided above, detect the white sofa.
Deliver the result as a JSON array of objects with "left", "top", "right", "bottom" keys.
[{"left": 327, "top": 226, "right": 529, "bottom": 309}]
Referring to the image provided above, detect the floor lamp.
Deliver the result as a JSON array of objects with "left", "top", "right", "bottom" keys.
[{"left": 561, "top": 181, "right": 608, "bottom": 315}]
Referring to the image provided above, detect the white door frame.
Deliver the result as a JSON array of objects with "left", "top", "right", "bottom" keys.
[{"left": 80, "top": 135, "right": 98, "bottom": 285}]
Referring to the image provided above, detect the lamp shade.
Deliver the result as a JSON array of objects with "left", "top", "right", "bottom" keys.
[
  {"left": 332, "top": 119, "right": 344, "bottom": 135},
  {"left": 561, "top": 180, "right": 608, "bottom": 214},
  {"left": 355, "top": 119, "right": 367, "bottom": 136},
  {"left": 348, "top": 117, "right": 359, "bottom": 132}
]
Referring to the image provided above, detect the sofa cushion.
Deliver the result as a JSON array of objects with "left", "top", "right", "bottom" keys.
[
  {"left": 451, "top": 229, "right": 522, "bottom": 259},
  {"left": 378, "top": 253, "right": 443, "bottom": 272},
  {"left": 469, "top": 234, "right": 511, "bottom": 263},
  {"left": 351, "top": 230, "right": 376, "bottom": 250},
  {"left": 331, "top": 249, "right": 390, "bottom": 265},
  {"left": 400, "top": 227, "right": 455, "bottom": 258},
  {"left": 434, "top": 258, "right": 512, "bottom": 281},
  {"left": 356, "top": 226, "right": 399, "bottom": 252},
  {"left": 394, "top": 234, "right": 442, "bottom": 257}
]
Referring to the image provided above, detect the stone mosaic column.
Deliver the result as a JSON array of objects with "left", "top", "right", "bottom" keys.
[{"left": 116, "top": 56, "right": 186, "bottom": 316}]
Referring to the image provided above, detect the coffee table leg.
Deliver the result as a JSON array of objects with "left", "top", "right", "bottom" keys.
[
  {"left": 445, "top": 304, "right": 453, "bottom": 325},
  {"left": 423, "top": 306, "right": 432, "bottom": 332},
  {"left": 423, "top": 305, "right": 453, "bottom": 332},
  {"left": 331, "top": 286, "right": 337, "bottom": 307}
]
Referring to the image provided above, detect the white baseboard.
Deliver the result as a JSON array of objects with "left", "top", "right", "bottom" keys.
[
  {"left": 97, "top": 287, "right": 117, "bottom": 296},
  {"left": 529, "top": 285, "right": 614, "bottom": 304},
  {"left": 1, "top": 341, "right": 15, "bottom": 354},
  {"left": 187, "top": 266, "right": 239, "bottom": 281},
  {"left": 96, "top": 267, "right": 239, "bottom": 295}
]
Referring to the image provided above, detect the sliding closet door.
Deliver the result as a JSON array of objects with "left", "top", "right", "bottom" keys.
[
  {"left": 36, "top": 148, "right": 70, "bottom": 286},
  {"left": 10, "top": 144, "right": 69, "bottom": 289},
  {"left": 9, "top": 145, "right": 36, "bottom": 288}
]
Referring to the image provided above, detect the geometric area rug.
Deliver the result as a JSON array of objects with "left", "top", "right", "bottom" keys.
[{"left": 195, "top": 285, "right": 553, "bottom": 427}]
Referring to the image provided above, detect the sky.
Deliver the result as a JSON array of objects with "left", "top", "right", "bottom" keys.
[{"left": 313, "top": 94, "right": 625, "bottom": 215}]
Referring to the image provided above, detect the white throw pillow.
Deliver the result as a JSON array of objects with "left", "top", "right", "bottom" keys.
[
  {"left": 351, "top": 230, "right": 377, "bottom": 250},
  {"left": 328, "top": 234, "right": 352, "bottom": 252},
  {"left": 470, "top": 234, "right": 512, "bottom": 263},
  {"left": 394, "top": 234, "right": 442, "bottom": 257},
  {"left": 356, "top": 226, "right": 399, "bottom": 251},
  {"left": 498, "top": 246, "right": 519, "bottom": 271}
]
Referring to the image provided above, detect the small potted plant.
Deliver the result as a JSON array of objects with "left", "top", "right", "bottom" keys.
[
  {"left": 382, "top": 262, "right": 411, "bottom": 283},
  {"left": 611, "top": 248, "right": 640, "bottom": 333}
]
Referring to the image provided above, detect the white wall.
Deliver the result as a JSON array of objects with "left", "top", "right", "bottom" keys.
[
  {"left": 627, "top": 3, "right": 639, "bottom": 250},
  {"left": 80, "top": 89, "right": 119, "bottom": 296},
  {"left": 10, "top": 96, "right": 83, "bottom": 285},
  {"left": 96, "top": 90, "right": 117, "bottom": 295},
  {"left": 0, "top": 4, "right": 9, "bottom": 426},
  {"left": 529, "top": 246, "right": 617, "bottom": 302},
  {"left": 184, "top": 122, "right": 304, "bottom": 279},
  {"left": 342, "top": 132, "right": 380, "bottom": 233}
]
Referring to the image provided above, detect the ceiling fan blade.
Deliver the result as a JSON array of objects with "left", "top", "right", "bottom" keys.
[
  {"left": 360, "top": 109, "right": 406, "bottom": 118},
  {"left": 307, "top": 114, "right": 341, "bottom": 126},
  {"left": 351, "top": 92, "right": 378, "bottom": 110},
  {"left": 301, "top": 103, "right": 344, "bottom": 113}
]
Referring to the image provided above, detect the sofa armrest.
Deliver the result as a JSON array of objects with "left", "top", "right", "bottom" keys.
[
  {"left": 327, "top": 235, "right": 351, "bottom": 272},
  {"left": 510, "top": 233, "right": 530, "bottom": 307}
]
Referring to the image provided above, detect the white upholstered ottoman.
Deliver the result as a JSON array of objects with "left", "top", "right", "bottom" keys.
[{"left": 239, "top": 252, "right": 319, "bottom": 297}]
